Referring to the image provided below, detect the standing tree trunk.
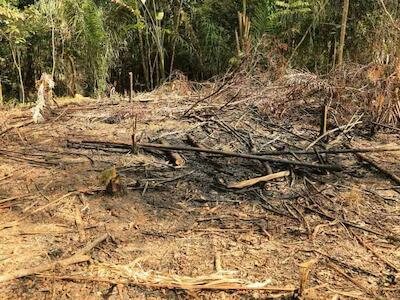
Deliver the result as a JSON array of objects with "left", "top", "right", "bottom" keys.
[
  {"left": 51, "top": 22, "right": 56, "bottom": 78},
  {"left": 10, "top": 44, "right": 25, "bottom": 103},
  {"left": 0, "top": 80, "right": 3, "bottom": 105},
  {"left": 138, "top": 31, "right": 150, "bottom": 90},
  {"left": 338, "top": 0, "right": 350, "bottom": 67},
  {"left": 169, "top": 0, "right": 183, "bottom": 75},
  {"left": 67, "top": 55, "right": 77, "bottom": 96}
]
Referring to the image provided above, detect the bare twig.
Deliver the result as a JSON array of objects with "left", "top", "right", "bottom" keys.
[
  {"left": 306, "top": 120, "right": 362, "bottom": 150},
  {"left": 0, "top": 121, "right": 33, "bottom": 137}
]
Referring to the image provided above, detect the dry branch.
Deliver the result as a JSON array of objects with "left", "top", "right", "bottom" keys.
[
  {"left": 0, "top": 191, "right": 78, "bottom": 230},
  {"left": 0, "top": 233, "right": 108, "bottom": 283},
  {"left": 355, "top": 236, "right": 399, "bottom": 272},
  {"left": 0, "top": 121, "right": 33, "bottom": 137},
  {"left": 353, "top": 152, "right": 400, "bottom": 185},
  {"left": 326, "top": 262, "right": 374, "bottom": 296},
  {"left": 257, "top": 145, "right": 400, "bottom": 156},
  {"left": 227, "top": 171, "right": 290, "bottom": 189},
  {"left": 0, "top": 255, "right": 90, "bottom": 283},
  {"left": 306, "top": 120, "right": 362, "bottom": 150}
]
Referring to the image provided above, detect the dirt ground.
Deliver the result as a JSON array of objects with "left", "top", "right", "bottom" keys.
[{"left": 0, "top": 83, "right": 399, "bottom": 299}]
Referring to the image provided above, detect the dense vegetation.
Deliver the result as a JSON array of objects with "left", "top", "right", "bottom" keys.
[{"left": 0, "top": 0, "right": 399, "bottom": 102}]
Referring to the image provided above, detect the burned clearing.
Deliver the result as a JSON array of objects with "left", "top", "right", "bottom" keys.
[{"left": 0, "top": 73, "right": 400, "bottom": 299}]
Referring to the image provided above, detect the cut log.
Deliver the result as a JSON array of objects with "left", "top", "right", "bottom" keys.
[{"left": 159, "top": 139, "right": 186, "bottom": 167}]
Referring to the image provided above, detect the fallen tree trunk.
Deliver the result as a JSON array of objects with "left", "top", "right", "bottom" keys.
[{"left": 66, "top": 140, "right": 343, "bottom": 171}]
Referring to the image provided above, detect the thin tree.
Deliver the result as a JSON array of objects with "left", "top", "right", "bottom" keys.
[{"left": 337, "top": 0, "right": 350, "bottom": 67}]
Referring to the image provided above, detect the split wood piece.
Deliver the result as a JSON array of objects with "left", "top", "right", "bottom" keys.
[
  {"left": 35, "top": 275, "right": 297, "bottom": 292},
  {"left": 326, "top": 262, "right": 375, "bottom": 296},
  {"left": 227, "top": 171, "right": 290, "bottom": 189},
  {"left": 353, "top": 151, "right": 400, "bottom": 185},
  {"left": 131, "top": 115, "right": 139, "bottom": 154},
  {"left": 0, "top": 233, "right": 108, "bottom": 283},
  {"left": 129, "top": 72, "right": 134, "bottom": 103},
  {"left": 257, "top": 145, "right": 400, "bottom": 156},
  {"left": 159, "top": 139, "right": 186, "bottom": 167},
  {"left": 355, "top": 236, "right": 399, "bottom": 272},
  {"left": 67, "top": 140, "right": 342, "bottom": 171}
]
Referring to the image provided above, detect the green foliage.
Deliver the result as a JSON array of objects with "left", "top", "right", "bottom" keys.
[{"left": 0, "top": 0, "right": 399, "bottom": 101}]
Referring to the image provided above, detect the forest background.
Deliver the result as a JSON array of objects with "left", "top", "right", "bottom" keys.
[{"left": 0, "top": 0, "right": 399, "bottom": 104}]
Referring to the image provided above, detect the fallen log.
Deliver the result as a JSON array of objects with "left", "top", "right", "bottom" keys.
[
  {"left": 257, "top": 145, "right": 400, "bottom": 156},
  {"left": 227, "top": 171, "right": 290, "bottom": 189},
  {"left": 66, "top": 140, "right": 343, "bottom": 171}
]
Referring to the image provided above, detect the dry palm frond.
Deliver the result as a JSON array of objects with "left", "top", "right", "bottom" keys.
[
  {"left": 91, "top": 262, "right": 277, "bottom": 290},
  {"left": 283, "top": 69, "right": 335, "bottom": 96}
]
